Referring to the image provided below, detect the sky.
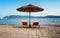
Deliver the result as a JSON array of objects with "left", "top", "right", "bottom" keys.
[{"left": 0, "top": 0, "right": 60, "bottom": 17}]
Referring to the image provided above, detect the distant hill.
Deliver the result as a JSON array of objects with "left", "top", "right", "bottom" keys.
[
  {"left": 3, "top": 15, "right": 60, "bottom": 19},
  {"left": 0, "top": 17, "right": 2, "bottom": 19},
  {"left": 45, "top": 15, "right": 60, "bottom": 18},
  {"left": 3, "top": 15, "right": 26, "bottom": 19},
  {"left": 3, "top": 15, "right": 34, "bottom": 19}
]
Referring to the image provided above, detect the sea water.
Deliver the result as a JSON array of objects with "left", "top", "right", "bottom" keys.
[{"left": 0, "top": 17, "right": 60, "bottom": 25}]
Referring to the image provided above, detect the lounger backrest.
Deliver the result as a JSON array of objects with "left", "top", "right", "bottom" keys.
[
  {"left": 33, "top": 22, "right": 39, "bottom": 25},
  {"left": 22, "top": 22, "right": 28, "bottom": 25}
]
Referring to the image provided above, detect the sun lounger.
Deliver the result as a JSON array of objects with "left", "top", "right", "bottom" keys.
[
  {"left": 32, "top": 21, "right": 40, "bottom": 28},
  {"left": 22, "top": 21, "right": 29, "bottom": 28}
]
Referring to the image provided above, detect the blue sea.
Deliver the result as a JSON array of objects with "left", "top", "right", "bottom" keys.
[{"left": 0, "top": 17, "right": 60, "bottom": 25}]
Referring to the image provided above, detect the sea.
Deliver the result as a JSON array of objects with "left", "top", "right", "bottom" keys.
[{"left": 0, "top": 17, "right": 60, "bottom": 25}]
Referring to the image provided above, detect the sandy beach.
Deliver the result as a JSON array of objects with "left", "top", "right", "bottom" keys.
[{"left": 0, "top": 25, "right": 60, "bottom": 38}]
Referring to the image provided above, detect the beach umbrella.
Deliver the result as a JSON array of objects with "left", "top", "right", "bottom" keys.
[{"left": 16, "top": 4, "right": 44, "bottom": 27}]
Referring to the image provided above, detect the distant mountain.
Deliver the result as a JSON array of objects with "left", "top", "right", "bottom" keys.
[
  {"left": 31, "top": 15, "right": 60, "bottom": 18},
  {"left": 45, "top": 15, "right": 60, "bottom": 18},
  {"left": 3, "top": 15, "right": 60, "bottom": 19},
  {"left": 3, "top": 15, "right": 35, "bottom": 19},
  {"left": 0, "top": 17, "right": 2, "bottom": 19}
]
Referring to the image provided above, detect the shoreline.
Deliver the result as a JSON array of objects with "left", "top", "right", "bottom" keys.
[{"left": 0, "top": 24, "right": 60, "bottom": 27}]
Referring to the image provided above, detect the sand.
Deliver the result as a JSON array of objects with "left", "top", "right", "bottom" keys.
[{"left": 0, "top": 25, "right": 60, "bottom": 38}]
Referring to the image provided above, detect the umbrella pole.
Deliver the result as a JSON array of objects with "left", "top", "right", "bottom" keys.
[{"left": 29, "top": 12, "right": 31, "bottom": 28}]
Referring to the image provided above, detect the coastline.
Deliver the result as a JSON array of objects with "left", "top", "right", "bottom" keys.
[{"left": 0, "top": 24, "right": 60, "bottom": 27}]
